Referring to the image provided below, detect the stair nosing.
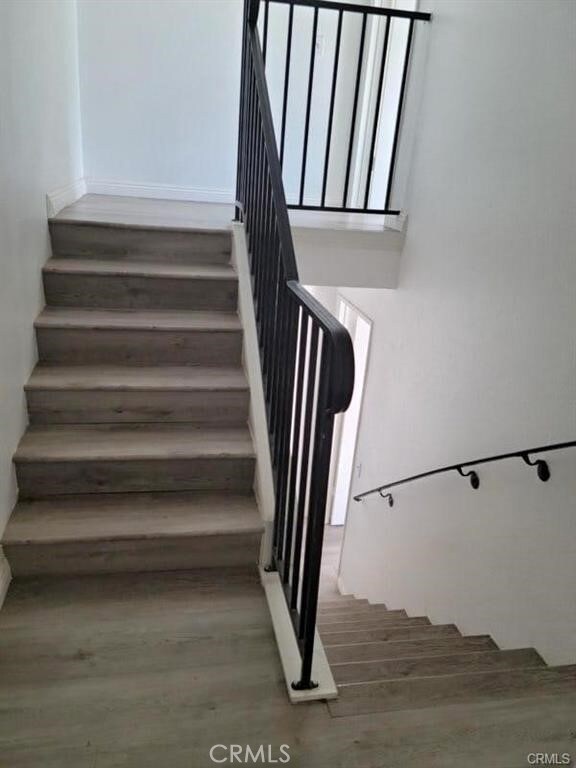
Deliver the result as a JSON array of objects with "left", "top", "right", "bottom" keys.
[
  {"left": 24, "top": 367, "right": 249, "bottom": 393},
  {"left": 49, "top": 218, "right": 232, "bottom": 238},
  {"left": 321, "top": 623, "right": 457, "bottom": 635},
  {"left": 329, "top": 647, "right": 542, "bottom": 668},
  {"left": 334, "top": 664, "right": 569, "bottom": 690},
  {"left": 325, "top": 634, "right": 495, "bottom": 650},
  {"left": 44, "top": 259, "right": 237, "bottom": 281},
  {"left": 34, "top": 308, "right": 242, "bottom": 332},
  {"left": 322, "top": 628, "right": 460, "bottom": 648},
  {"left": 4, "top": 526, "right": 264, "bottom": 547}
]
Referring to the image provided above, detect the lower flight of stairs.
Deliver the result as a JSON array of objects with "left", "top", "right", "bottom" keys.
[
  {"left": 318, "top": 595, "right": 576, "bottom": 717},
  {"left": 2, "top": 214, "right": 263, "bottom": 577}
]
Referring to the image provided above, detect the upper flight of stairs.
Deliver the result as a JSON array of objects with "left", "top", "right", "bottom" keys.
[
  {"left": 3, "top": 209, "right": 263, "bottom": 577},
  {"left": 318, "top": 594, "right": 576, "bottom": 716}
]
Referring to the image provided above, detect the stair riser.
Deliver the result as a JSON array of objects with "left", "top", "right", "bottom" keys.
[
  {"left": 318, "top": 610, "right": 411, "bottom": 624},
  {"left": 329, "top": 667, "right": 576, "bottom": 718},
  {"left": 321, "top": 625, "right": 459, "bottom": 646},
  {"left": 15, "top": 457, "right": 255, "bottom": 496},
  {"left": 332, "top": 649, "right": 546, "bottom": 684},
  {"left": 43, "top": 272, "right": 238, "bottom": 311},
  {"left": 26, "top": 389, "right": 249, "bottom": 425},
  {"left": 318, "top": 600, "right": 369, "bottom": 611},
  {"left": 319, "top": 617, "right": 430, "bottom": 631},
  {"left": 36, "top": 328, "right": 242, "bottom": 366},
  {"left": 319, "top": 607, "right": 399, "bottom": 621},
  {"left": 326, "top": 637, "right": 498, "bottom": 664},
  {"left": 4, "top": 533, "right": 261, "bottom": 576},
  {"left": 49, "top": 222, "right": 231, "bottom": 264}
]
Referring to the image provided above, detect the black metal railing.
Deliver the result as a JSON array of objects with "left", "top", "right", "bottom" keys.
[
  {"left": 259, "top": 0, "right": 431, "bottom": 215},
  {"left": 354, "top": 440, "right": 576, "bottom": 505},
  {"left": 236, "top": 0, "right": 354, "bottom": 690}
]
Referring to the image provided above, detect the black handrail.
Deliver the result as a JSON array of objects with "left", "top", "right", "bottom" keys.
[
  {"left": 260, "top": 0, "right": 431, "bottom": 215},
  {"left": 269, "top": 0, "right": 431, "bottom": 23},
  {"left": 354, "top": 440, "right": 576, "bottom": 503},
  {"left": 236, "top": 0, "right": 354, "bottom": 690}
]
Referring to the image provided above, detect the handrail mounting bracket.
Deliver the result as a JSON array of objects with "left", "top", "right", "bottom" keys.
[
  {"left": 456, "top": 466, "right": 480, "bottom": 489},
  {"left": 521, "top": 453, "right": 551, "bottom": 482}
]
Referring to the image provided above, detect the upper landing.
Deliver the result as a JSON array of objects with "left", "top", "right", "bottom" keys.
[{"left": 54, "top": 195, "right": 402, "bottom": 289}]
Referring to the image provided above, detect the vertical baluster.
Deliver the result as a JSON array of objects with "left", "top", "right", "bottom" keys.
[
  {"left": 264, "top": 224, "right": 279, "bottom": 407},
  {"left": 266, "top": 224, "right": 280, "bottom": 399},
  {"left": 262, "top": 0, "right": 269, "bottom": 63},
  {"left": 271, "top": 273, "right": 287, "bottom": 464},
  {"left": 254, "top": 137, "right": 266, "bottom": 317},
  {"left": 321, "top": 9, "right": 343, "bottom": 208},
  {"left": 364, "top": 17, "right": 390, "bottom": 209},
  {"left": 247, "top": 68, "right": 258, "bottom": 244},
  {"left": 283, "top": 306, "right": 306, "bottom": 590},
  {"left": 272, "top": 286, "right": 292, "bottom": 565},
  {"left": 385, "top": 19, "right": 414, "bottom": 211},
  {"left": 255, "top": 165, "right": 270, "bottom": 327},
  {"left": 267, "top": 245, "right": 282, "bottom": 426},
  {"left": 290, "top": 320, "right": 318, "bottom": 613},
  {"left": 343, "top": 12, "right": 367, "bottom": 208},
  {"left": 299, "top": 6, "right": 319, "bottom": 206},
  {"left": 262, "top": 181, "right": 274, "bottom": 351},
  {"left": 280, "top": 2, "right": 294, "bottom": 168},
  {"left": 277, "top": 296, "right": 299, "bottom": 577},
  {"left": 235, "top": 11, "right": 247, "bottom": 221},
  {"left": 260, "top": 200, "right": 274, "bottom": 374},
  {"left": 251, "top": 122, "right": 263, "bottom": 286},
  {"left": 296, "top": 339, "right": 335, "bottom": 689}
]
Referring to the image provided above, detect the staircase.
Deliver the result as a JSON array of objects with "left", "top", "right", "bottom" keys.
[
  {"left": 2, "top": 212, "right": 263, "bottom": 576},
  {"left": 318, "top": 594, "right": 576, "bottom": 717}
]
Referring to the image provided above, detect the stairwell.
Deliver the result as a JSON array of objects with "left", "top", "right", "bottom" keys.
[
  {"left": 2, "top": 204, "right": 263, "bottom": 576},
  {"left": 318, "top": 593, "right": 576, "bottom": 717}
]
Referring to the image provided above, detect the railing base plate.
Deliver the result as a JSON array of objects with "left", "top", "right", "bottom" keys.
[{"left": 259, "top": 566, "right": 338, "bottom": 703}]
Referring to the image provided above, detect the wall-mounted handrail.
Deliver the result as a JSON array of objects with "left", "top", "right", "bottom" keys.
[
  {"left": 260, "top": 0, "right": 431, "bottom": 215},
  {"left": 354, "top": 440, "right": 576, "bottom": 503},
  {"left": 236, "top": 0, "right": 354, "bottom": 691}
]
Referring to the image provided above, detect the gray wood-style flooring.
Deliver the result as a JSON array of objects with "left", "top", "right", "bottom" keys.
[
  {"left": 1, "top": 196, "right": 574, "bottom": 766},
  {"left": 1, "top": 564, "right": 575, "bottom": 768}
]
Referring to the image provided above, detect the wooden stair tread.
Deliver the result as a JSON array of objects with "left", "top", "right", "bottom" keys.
[
  {"left": 14, "top": 425, "right": 254, "bottom": 462},
  {"left": 331, "top": 648, "right": 546, "bottom": 684},
  {"left": 319, "top": 616, "right": 430, "bottom": 631},
  {"left": 328, "top": 665, "right": 576, "bottom": 717},
  {"left": 26, "top": 365, "right": 248, "bottom": 392},
  {"left": 325, "top": 635, "right": 499, "bottom": 664},
  {"left": 51, "top": 213, "right": 231, "bottom": 236},
  {"left": 319, "top": 611, "right": 408, "bottom": 624},
  {"left": 321, "top": 623, "right": 460, "bottom": 646},
  {"left": 318, "top": 606, "right": 395, "bottom": 619},
  {"left": 4, "top": 492, "right": 262, "bottom": 544},
  {"left": 35, "top": 307, "right": 241, "bottom": 331},
  {"left": 44, "top": 258, "right": 236, "bottom": 280},
  {"left": 318, "top": 598, "right": 369, "bottom": 610}
]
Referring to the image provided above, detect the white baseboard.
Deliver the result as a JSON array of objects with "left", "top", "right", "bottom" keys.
[
  {"left": 85, "top": 178, "right": 234, "bottom": 205},
  {"left": 260, "top": 567, "right": 338, "bottom": 703},
  {"left": 0, "top": 549, "right": 12, "bottom": 612},
  {"left": 46, "top": 178, "right": 87, "bottom": 217}
]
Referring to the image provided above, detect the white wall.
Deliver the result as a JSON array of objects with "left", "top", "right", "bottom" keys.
[
  {"left": 332, "top": 0, "right": 576, "bottom": 664},
  {"left": 0, "top": 0, "right": 83, "bottom": 547},
  {"left": 77, "top": 0, "right": 243, "bottom": 200}
]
